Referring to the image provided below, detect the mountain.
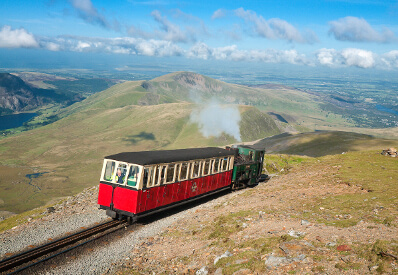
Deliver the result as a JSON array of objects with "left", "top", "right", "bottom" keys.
[{"left": 0, "top": 73, "right": 83, "bottom": 115}]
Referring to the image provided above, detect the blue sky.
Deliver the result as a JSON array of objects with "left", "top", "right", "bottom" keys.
[{"left": 1, "top": 0, "right": 398, "bottom": 70}]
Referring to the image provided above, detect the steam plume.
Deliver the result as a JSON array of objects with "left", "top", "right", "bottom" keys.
[{"left": 190, "top": 97, "right": 241, "bottom": 141}]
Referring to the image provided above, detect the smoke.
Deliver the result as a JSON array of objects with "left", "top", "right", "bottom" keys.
[{"left": 190, "top": 97, "right": 241, "bottom": 141}]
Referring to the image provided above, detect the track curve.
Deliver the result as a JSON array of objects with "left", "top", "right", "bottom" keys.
[{"left": 0, "top": 219, "right": 126, "bottom": 274}]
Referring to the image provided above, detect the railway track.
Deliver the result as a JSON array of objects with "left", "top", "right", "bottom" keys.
[{"left": 0, "top": 219, "right": 127, "bottom": 274}]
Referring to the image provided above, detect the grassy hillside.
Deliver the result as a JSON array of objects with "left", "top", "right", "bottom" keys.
[{"left": 254, "top": 131, "right": 398, "bottom": 157}]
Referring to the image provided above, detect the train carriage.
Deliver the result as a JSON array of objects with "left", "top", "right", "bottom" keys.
[{"left": 98, "top": 147, "right": 235, "bottom": 222}]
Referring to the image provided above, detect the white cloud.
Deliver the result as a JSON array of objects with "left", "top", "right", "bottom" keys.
[
  {"left": 187, "top": 42, "right": 310, "bottom": 65},
  {"left": 380, "top": 50, "right": 398, "bottom": 68},
  {"left": 44, "top": 42, "right": 61, "bottom": 51},
  {"left": 341, "top": 48, "right": 375, "bottom": 68},
  {"left": 69, "top": 0, "right": 118, "bottom": 30},
  {"left": 128, "top": 10, "right": 199, "bottom": 43},
  {"left": 0, "top": 25, "right": 39, "bottom": 48},
  {"left": 151, "top": 10, "right": 191, "bottom": 43},
  {"left": 317, "top": 48, "right": 375, "bottom": 68},
  {"left": 317, "top": 48, "right": 340, "bottom": 66},
  {"left": 234, "top": 8, "right": 317, "bottom": 43},
  {"left": 211, "top": 9, "right": 227, "bottom": 20},
  {"left": 329, "top": 16, "right": 396, "bottom": 43}
]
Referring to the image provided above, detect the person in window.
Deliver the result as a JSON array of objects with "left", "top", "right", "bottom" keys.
[{"left": 115, "top": 168, "right": 125, "bottom": 183}]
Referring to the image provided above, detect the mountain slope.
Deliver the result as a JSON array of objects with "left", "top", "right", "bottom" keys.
[{"left": 0, "top": 73, "right": 81, "bottom": 115}]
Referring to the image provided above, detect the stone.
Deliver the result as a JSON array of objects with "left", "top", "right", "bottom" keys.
[
  {"left": 264, "top": 254, "right": 289, "bottom": 268},
  {"left": 214, "top": 268, "right": 223, "bottom": 275},
  {"left": 196, "top": 266, "right": 208, "bottom": 275},
  {"left": 301, "top": 220, "right": 310, "bottom": 226},
  {"left": 214, "top": 251, "right": 233, "bottom": 265},
  {"left": 288, "top": 230, "right": 306, "bottom": 238},
  {"left": 47, "top": 207, "right": 55, "bottom": 213}
]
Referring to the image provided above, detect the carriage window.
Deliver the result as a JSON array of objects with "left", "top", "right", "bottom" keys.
[
  {"left": 103, "top": 160, "right": 115, "bottom": 182},
  {"left": 149, "top": 166, "right": 157, "bottom": 187},
  {"left": 213, "top": 158, "right": 220, "bottom": 173},
  {"left": 166, "top": 164, "right": 175, "bottom": 183},
  {"left": 142, "top": 167, "right": 150, "bottom": 189},
  {"left": 158, "top": 165, "right": 166, "bottom": 185},
  {"left": 221, "top": 157, "right": 229, "bottom": 171},
  {"left": 203, "top": 160, "right": 210, "bottom": 176},
  {"left": 179, "top": 162, "right": 189, "bottom": 181},
  {"left": 115, "top": 163, "right": 128, "bottom": 184},
  {"left": 191, "top": 161, "right": 201, "bottom": 178},
  {"left": 127, "top": 165, "right": 141, "bottom": 187}
]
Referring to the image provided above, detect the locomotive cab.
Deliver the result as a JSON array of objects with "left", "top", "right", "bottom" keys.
[{"left": 231, "top": 145, "right": 265, "bottom": 189}]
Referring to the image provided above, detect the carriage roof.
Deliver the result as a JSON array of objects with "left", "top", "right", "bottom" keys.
[{"left": 105, "top": 147, "right": 235, "bottom": 166}]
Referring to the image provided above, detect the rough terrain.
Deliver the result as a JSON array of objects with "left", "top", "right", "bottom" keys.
[{"left": 0, "top": 156, "right": 397, "bottom": 274}]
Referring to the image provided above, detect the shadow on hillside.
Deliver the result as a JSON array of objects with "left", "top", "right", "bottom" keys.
[{"left": 123, "top": 131, "right": 155, "bottom": 144}]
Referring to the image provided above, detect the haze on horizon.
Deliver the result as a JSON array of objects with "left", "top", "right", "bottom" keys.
[{"left": 1, "top": 0, "right": 398, "bottom": 74}]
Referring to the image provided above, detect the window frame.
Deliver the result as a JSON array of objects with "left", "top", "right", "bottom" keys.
[
  {"left": 213, "top": 158, "right": 220, "bottom": 174},
  {"left": 202, "top": 159, "right": 211, "bottom": 176},
  {"left": 190, "top": 160, "right": 202, "bottom": 179},
  {"left": 178, "top": 162, "right": 190, "bottom": 181},
  {"left": 166, "top": 164, "right": 176, "bottom": 184},
  {"left": 157, "top": 165, "right": 166, "bottom": 186},
  {"left": 126, "top": 164, "right": 142, "bottom": 188}
]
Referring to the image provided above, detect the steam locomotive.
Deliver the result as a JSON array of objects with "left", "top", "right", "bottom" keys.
[{"left": 97, "top": 145, "right": 265, "bottom": 223}]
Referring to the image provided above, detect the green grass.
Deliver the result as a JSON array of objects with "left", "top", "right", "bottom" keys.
[
  {"left": 206, "top": 210, "right": 255, "bottom": 240},
  {"left": 263, "top": 154, "right": 311, "bottom": 174},
  {"left": 300, "top": 150, "right": 398, "bottom": 227}
]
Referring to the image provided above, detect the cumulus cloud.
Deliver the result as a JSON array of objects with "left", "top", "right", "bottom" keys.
[
  {"left": 380, "top": 50, "right": 398, "bottom": 68},
  {"left": 187, "top": 42, "right": 310, "bottom": 65},
  {"left": 69, "top": 0, "right": 119, "bottom": 30},
  {"left": 341, "top": 48, "right": 375, "bottom": 68},
  {"left": 329, "top": 16, "right": 396, "bottom": 43},
  {"left": 316, "top": 48, "right": 375, "bottom": 68},
  {"left": 38, "top": 35, "right": 184, "bottom": 57},
  {"left": 234, "top": 8, "right": 317, "bottom": 43},
  {"left": 0, "top": 25, "right": 39, "bottom": 48}
]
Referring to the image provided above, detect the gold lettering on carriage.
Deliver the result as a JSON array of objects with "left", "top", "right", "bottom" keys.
[{"left": 191, "top": 182, "right": 197, "bottom": 192}]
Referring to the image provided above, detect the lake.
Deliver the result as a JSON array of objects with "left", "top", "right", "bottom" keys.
[
  {"left": 0, "top": 113, "right": 37, "bottom": 131},
  {"left": 375, "top": 105, "right": 398, "bottom": 116}
]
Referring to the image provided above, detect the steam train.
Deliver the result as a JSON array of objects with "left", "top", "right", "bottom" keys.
[{"left": 97, "top": 145, "right": 265, "bottom": 223}]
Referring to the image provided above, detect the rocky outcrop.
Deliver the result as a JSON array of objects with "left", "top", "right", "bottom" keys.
[{"left": 0, "top": 73, "right": 62, "bottom": 114}]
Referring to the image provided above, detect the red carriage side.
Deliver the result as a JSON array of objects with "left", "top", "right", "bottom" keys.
[{"left": 98, "top": 147, "right": 235, "bottom": 221}]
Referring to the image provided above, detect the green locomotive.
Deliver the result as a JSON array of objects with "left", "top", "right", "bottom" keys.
[{"left": 230, "top": 145, "right": 265, "bottom": 190}]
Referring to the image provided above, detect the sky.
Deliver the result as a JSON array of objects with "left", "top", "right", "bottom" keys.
[{"left": 1, "top": 0, "right": 398, "bottom": 71}]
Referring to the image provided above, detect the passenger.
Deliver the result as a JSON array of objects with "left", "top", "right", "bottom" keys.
[{"left": 115, "top": 168, "right": 125, "bottom": 183}]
